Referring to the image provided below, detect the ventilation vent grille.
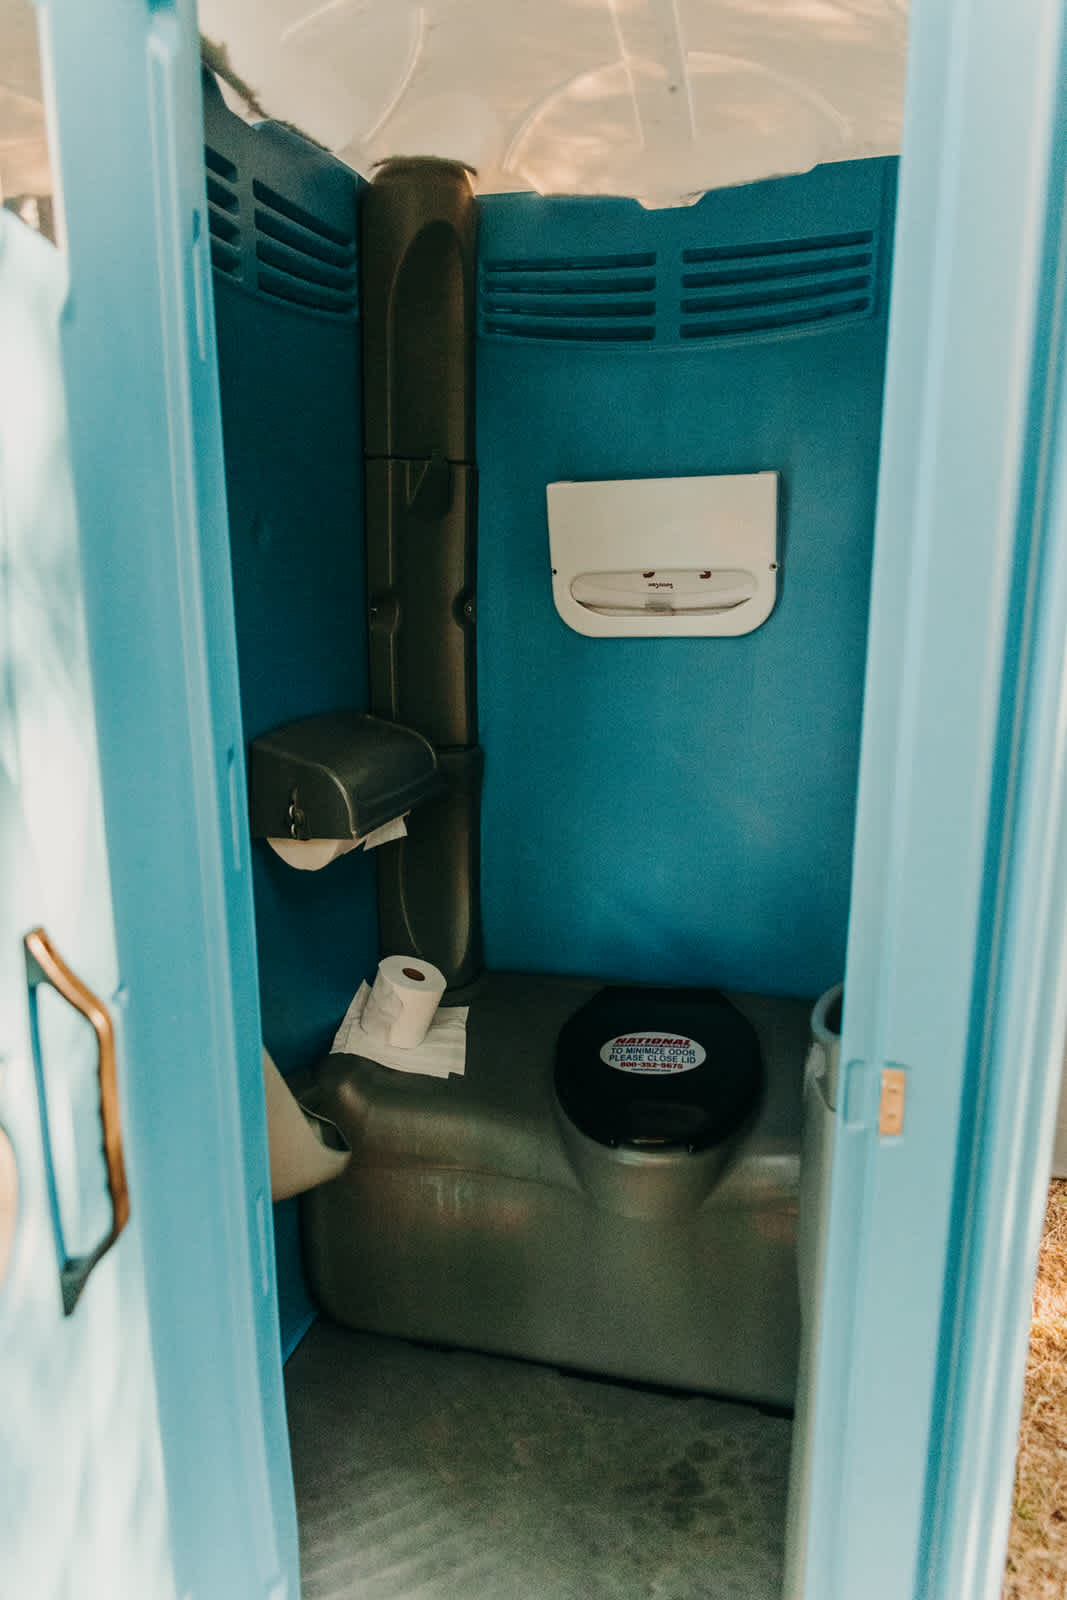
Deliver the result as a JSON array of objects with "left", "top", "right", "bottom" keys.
[
  {"left": 479, "top": 230, "right": 880, "bottom": 347},
  {"left": 679, "top": 231, "right": 877, "bottom": 341},
  {"left": 481, "top": 253, "right": 657, "bottom": 343},
  {"left": 204, "top": 152, "right": 358, "bottom": 317},
  {"left": 252, "top": 179, "right": 358, "bottom": 315},
  {"left": 205, "top": 145, "right": 241, "bottom": 280}
]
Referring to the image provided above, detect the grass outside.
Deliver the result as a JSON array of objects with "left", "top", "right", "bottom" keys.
[{"left": 1004, "top": 1181, "right": 1067, "bottom": 1599}]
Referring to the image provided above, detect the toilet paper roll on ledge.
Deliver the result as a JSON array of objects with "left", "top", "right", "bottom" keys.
[
  {"left": 263, "top": 1048, "right": 350, "bottom": 1200},
  {"left": 359, "top": 955, "right": 447, "bottom": 1048},
  {"left": 331, "top": 956, "right": 467, "bottom": 1076}
]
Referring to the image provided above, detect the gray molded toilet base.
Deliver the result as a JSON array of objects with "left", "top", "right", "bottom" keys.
[{"left": 302, "top": 972, "right": 810, "bottom": 1408}]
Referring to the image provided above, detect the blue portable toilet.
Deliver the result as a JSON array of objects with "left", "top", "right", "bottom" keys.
[{"left": 2, "top": 3, "right": 1067, "bottom": 1598}]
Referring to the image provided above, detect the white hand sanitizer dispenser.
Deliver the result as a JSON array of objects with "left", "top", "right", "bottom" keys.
[{"left": 546, "top": 472, "right": 779, "bottom": 637}]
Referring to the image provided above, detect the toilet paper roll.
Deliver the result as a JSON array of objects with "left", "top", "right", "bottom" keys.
[
  {"left": 263, "top": 1048, "right": 350, "bottom": 1200},
  {"left": 359, "top": 955, "right": 447, "bottom": 1049}
]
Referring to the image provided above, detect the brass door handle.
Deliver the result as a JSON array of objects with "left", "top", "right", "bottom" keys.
[{"left": 24, "top": 928, "right": 130, "bottom": 1315}]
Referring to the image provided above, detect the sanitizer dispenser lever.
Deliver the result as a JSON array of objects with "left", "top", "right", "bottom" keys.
[{"left": 570, "top": 568, "right": 757, "bottom": 616}]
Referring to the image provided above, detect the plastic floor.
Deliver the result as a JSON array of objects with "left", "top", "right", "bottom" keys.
[{"left": 285, "top": 1320, "right": 792, "bottom": 1600}]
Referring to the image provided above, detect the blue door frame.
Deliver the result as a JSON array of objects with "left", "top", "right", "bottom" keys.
[{"left": 799, "top": 0, "right": 1067, "bottom": 1596}]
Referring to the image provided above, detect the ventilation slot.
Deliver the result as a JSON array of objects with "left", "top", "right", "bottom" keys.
[
  {"left": 209, "top": 235, "right": 241, "bottom": 279},
  {"left": 252, "top": 179, "right": 353, "bottom": 253},
  {"left": 204, "top": 144, "right": 237, "bottom": 183},
  {"left": 256, "top": 265, "right": 358, "bottom": 315},
  {"left": 252, "top": 183, "right": 357, "bottom": 315},
  {"left": 207, "top": 175, "right": 238, "bottom": 214},
  {"left": 204, "top": 147, "right": 242, "bottom": 280},
  {"left": 482, "top": 253, "right": 657, "bottom": 343},
  {"left": 679, "top": 231, "right": 877, "bottom": 341}
]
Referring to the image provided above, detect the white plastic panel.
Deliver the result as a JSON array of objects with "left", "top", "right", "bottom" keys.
[
  {"left": 547, "top": 472, "right": 778, "bottom": 636},
  {"left": 197, "top": 0, "right": 908, "bottom": 207}
]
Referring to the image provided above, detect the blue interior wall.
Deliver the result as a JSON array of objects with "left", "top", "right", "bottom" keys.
[
  {"left": 207, "top": 100, "right": 377, "bottom": 1355},
  {"left": 216, "top": 280, "right": 376, "bottom": 1071},
  {"left": 477, "top": 159, "right": 897, "bottom": 998},
  {"left": 216, "top": 274, "right": 375, "bottom": 1354}
]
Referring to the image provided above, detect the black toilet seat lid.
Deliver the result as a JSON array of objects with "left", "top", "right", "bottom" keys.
[{"left": 554, "top": 986, "right": 763, "bottom": 1152}]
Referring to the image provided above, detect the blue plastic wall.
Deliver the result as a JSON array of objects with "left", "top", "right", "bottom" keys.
[
  {"left": 207, "top": 101, "right": 377, "bottom": 1356},
  {"left": 216, "top": 276, "right": 376, "bottom": 1066},
  {"left": 477, "top": 159, "right": 897, "bottom": 997},
  {"left": 208, "top": 117, "right": 375, "bottom": 1071}
]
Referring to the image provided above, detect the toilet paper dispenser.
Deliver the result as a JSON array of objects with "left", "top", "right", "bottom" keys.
[{"left": 248, "top": 710, "right": 442, "bottom": 846}]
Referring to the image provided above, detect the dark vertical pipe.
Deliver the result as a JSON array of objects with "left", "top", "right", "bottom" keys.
[{"left": 360, "top": 158, "right": 482, "bottom": 987}]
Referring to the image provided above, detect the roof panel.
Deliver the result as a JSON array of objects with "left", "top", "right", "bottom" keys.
[{"left": 198, "top": 0, "right": 909, "bottom": 207}]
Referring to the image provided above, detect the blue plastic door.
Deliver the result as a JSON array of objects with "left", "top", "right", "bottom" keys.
[
  {"left": 0, "top": 212, "right": 177, "bottom": 1600},
  {"left": 794, "top": 0, "right": 1067, "bottom": 1596},
  {"left": 12, "top": 1, "right": 300, "bottom": 1595}
]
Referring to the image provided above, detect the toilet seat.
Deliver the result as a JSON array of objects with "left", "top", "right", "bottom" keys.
[{"left": 554, "top": 986, "right": 763, "bottom": 1152}]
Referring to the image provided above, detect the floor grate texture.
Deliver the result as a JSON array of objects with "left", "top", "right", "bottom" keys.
[{"left": 285, "top": 1321, "right": 792, "bottom": 1600}]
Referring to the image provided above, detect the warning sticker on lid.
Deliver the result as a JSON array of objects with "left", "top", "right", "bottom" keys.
[{"left": 599, "top": 1032, "right": 706, "bottom": 1074}]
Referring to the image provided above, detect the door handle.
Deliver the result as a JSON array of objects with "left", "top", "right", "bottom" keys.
[{"left": 24, "top": 928, "right": 130, "bottom": 1315}]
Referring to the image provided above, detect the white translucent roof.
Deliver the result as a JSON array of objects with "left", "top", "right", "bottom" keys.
[{"left": 198, "top": 0, "right": 910, "bottom": 208}]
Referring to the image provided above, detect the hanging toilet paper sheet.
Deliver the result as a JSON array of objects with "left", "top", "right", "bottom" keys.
[
  {"left": 332, "top": 956, "right": 467, "bottom": 1078},
  {"left": 267, "top": 813, "right": 408, "bottom": 871}
]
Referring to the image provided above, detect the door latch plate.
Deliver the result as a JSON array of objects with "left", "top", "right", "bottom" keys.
[{"left": 879, "top": 1067, "right": 907, "bottom": 1136}]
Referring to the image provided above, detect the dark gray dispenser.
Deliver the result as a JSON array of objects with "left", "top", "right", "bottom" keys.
[
  {"left": 361, "top": 157, "right": 482, "bottom": 988},
  {"left": 248, "top": 711, "right": 441, "bottom": 844}
]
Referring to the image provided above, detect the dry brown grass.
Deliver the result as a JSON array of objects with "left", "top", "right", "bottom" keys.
[{"left": 1003, "top": 1180, "right": 1067, "bottom": 1599}]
